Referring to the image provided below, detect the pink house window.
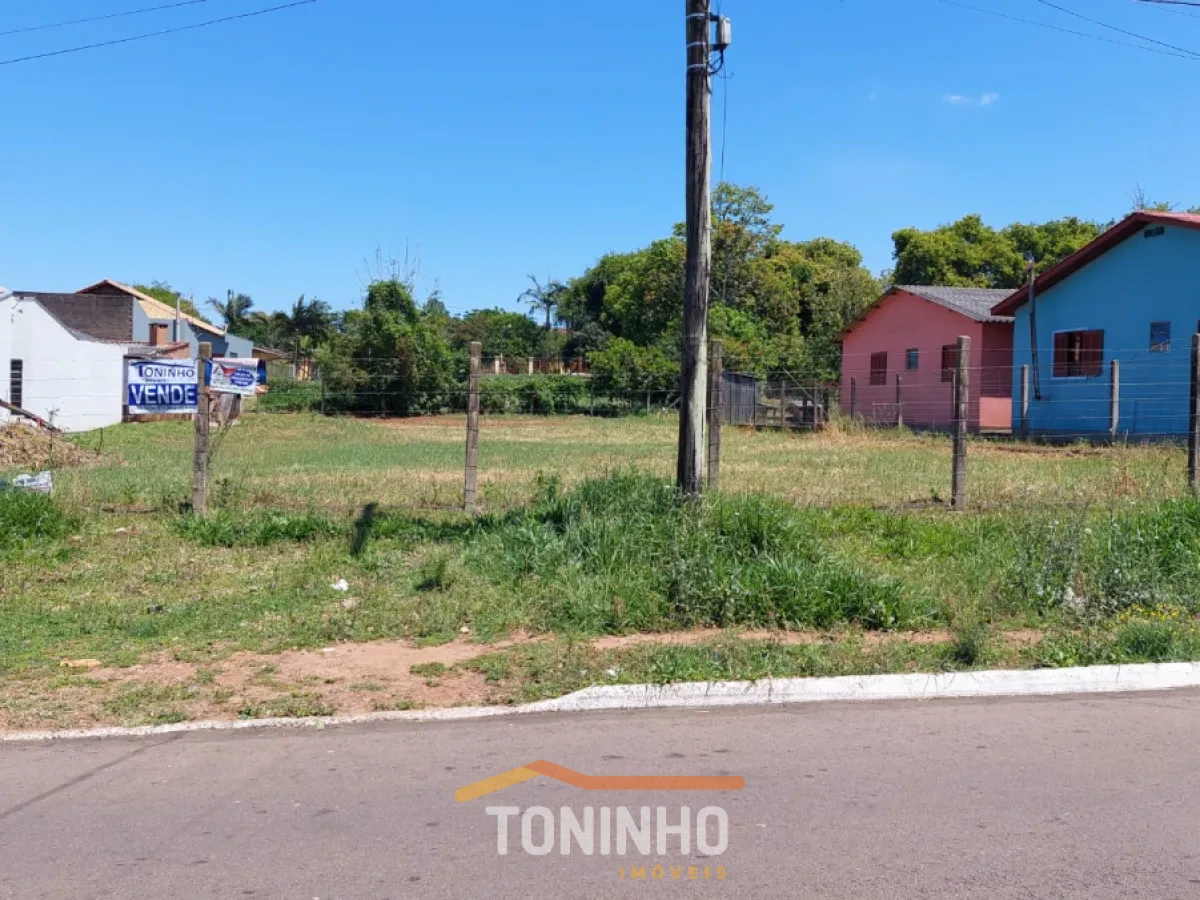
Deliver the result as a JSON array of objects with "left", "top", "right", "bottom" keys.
[{"left": 870, "top": 352, "right": 887, "bottom": 386}]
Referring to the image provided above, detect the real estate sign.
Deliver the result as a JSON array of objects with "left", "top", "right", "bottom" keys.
[
  {"left": 126, "top": 359, "right": 198, "bottom": 414},
  {"left": 209, "top": 358, "right": 261, "bottom": 397}
]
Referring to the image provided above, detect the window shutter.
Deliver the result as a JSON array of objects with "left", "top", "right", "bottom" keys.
[
  {"left": 941, "top": 344, "right": 957, "bottom": 383},
  {"left": 1053, "top": 332, "right": 1069, "bottom": 378},
  {"left": 1082, "top": 330, "right": 1104, "bottom": 376}
]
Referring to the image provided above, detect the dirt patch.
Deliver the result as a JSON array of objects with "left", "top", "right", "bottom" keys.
[
  {"left": 0, "top": 424, "right": 102, "bottom": 471},
  {"left": 2, "top": 629, "right": 1047, "bottom": 732}
]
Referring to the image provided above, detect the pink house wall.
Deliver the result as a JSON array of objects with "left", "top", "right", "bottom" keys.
[{"left": 840, "top": 291, "right": 1013, "bottom": 431}]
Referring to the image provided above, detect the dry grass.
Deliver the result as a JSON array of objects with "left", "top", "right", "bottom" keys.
[{"left": 55, "top": 412, "right": 1195, "bottom": 513}]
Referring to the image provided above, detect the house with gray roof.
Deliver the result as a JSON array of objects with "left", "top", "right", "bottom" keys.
[{"left": 838, "top": 285, "right": 1015, "bottom": 432}]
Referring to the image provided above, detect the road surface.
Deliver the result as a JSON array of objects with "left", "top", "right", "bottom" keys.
[{"left": 3, "top": 690, "right": 1200, "bottom": 898}]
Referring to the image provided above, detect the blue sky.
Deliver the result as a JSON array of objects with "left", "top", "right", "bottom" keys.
[{"left": 2, "top": 0, "right": 1198, "bottom": 318}]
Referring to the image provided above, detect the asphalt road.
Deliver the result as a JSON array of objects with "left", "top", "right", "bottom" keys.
[{"left": 4, "top": 690, "right": 1200, "bottom": 899}]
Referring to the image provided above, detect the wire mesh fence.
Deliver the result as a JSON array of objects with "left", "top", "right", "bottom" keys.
[{"left": 13, "top": 336, "right": 1200, "bottom": 518}]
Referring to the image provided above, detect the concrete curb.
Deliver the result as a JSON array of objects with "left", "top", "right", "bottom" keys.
[{"left": 6, "top": 662, "right": 1200, "bottom": 743}]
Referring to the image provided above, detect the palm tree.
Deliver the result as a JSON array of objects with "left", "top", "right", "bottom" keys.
[
  {"left": 276, "top": 295, "right": 334, "bottom": 372},
  {"left": 207, "top": 290, "right": 254, "bottom": 332},
  {"left": 518, "top": 274, "right": 565, "bottom": 329}
]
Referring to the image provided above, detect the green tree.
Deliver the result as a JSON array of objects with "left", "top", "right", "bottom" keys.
[
  {"left": 891, "top": 215, "right": 1102, "bottom": 288},
  {"left": 133, "top": 281, "right": 210, "bottom": 324},
  {"left": 518, "top": 275, "right": 566, "bottom": 329},
  {"left": 452, "top": 309, "right": 543, "bottom": 360},
  {"left": 207, "top": 290, "right": 254, "bottom": 333},
  {"left": 320, "top": 279, "right": 456, "bottom": 416}
]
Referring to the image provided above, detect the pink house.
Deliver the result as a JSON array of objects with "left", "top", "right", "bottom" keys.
[{"left": 839, "top": 286, "right": 1015, "bottom": 432}]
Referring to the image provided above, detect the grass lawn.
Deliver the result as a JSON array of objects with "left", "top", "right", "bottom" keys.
[{"left": 2, "top": 412, "right": 1199, "bottom": 731}]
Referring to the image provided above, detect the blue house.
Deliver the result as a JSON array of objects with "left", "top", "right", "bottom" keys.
[{"left": 992, "top": 211, "right": 1200, "bottom": 439}]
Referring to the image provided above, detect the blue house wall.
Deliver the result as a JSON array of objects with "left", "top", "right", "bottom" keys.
[{"left": 1013, "top": 224, "right": 1200, "bottom": 437}]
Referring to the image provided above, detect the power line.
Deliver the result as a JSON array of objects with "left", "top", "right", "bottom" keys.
[
  {"left": 936, "top": 0, "right": 1200, "bottom": 61},
  {"left": 1136, "top": 0, "right": 1200, "bottom": 19},
  {"left": 0, "top": 1, "right": 212, "bottom": 38},
  {"left": 1032, "top": 0, "right": 1200, "bottom": 58},
  {"left": 0, "top": 0, "right": 319, "bottom": 67}
]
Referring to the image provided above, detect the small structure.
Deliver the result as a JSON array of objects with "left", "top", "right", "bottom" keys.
[
  {"left": 0, "top": 290, "right": 182, "bottom": 432},
  {"left": 992, "top": 210, "right": 1200, "bottom": 438},
  {"left": 253, "top": 346, "right": 316, "bottom": 381},
  {"left": 75, "top": 280, "right": 253, "bottom": 358},
  {"left": 839, "top": 286, "right": 1014, "bottom": 432}
]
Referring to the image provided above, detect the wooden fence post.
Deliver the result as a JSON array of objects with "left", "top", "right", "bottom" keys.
[
  {"left": 464, "top": 341, "right": 481, "bottom": 513},
  {"left": 707, "top": 340, "right": 723, "bottom": 490},
  {"left": 895, "top": 374, "right": 904, "bottom": 428},
  {"left": 951, "top": 335, "right": 970, "bottom": 510},
  {"left": 1109, "top": 359, "right": 1120, "bottom": 441},
  {"left": 1190, "top": 334, "right": 1200, "bottom": 491},
  {"left": 192, "top": 342, "right": 212, "bottom": 517},
  {"left": 849, "top": 377, "right": 857, "bottom": 421},
  {"left": 1020, "top": 364, "right": 1030, "bottom": 439}
]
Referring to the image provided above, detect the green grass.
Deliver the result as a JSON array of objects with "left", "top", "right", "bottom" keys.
[{"left": 3, "top": 412, "right": 1200, "bottom": 729}]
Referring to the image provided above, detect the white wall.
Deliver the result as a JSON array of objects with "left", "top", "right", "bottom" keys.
[
  {"left": 5, "top": 299, "right": 126, "bottom": 432},
  {"left": 0, "top": 294, "right": 12, "bottom": 425}
]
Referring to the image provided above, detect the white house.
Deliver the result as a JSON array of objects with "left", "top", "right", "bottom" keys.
[{"left": 0, "top": 291, "right": 150, "bottom": 433}]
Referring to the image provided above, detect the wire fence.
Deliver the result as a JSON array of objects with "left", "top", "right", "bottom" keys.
[{"left": 9, "top": 336, "right": 1200, "bottom": 516}]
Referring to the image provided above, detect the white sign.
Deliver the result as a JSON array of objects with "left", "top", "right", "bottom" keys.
[
  {"left": 209, "top": 358, "right": 260, "bottom": 397},
  {"left": 127, "top": 359, "right": 198, "bottom": 415},
  {"left": 11, "top": 471, "right": 53, "bottom": 494}
]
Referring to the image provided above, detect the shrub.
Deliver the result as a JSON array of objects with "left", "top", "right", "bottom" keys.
[
  {"left": 259, "top": 378, "right": 322, "bottom": 412},
  {"left": 0, "top": 490, "right": 77, "bottom": 549},
  {"left": 176, "top": 510, "right": 344, "bottom": 547},
  {"left": 478, "top": 375, "right": 594, "bottom": 415},
  {"left": 465, "top": 473, "right": 934, "bottom": 634}
]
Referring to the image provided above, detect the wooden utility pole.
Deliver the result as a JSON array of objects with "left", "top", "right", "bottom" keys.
[
  {"left": 707, "top": 340, "right": 723, "bottom": 490},
  {"left": 678, "top": 0, "right": 713, "bottom": 496},
  {"left": 192, "top": 342, "right": 212, "bottom": 516},
  {"left": 464, "top": 341, "right": 481, "bottom": 513},
  {"left": 849, "top": 377, "right": 857, "bottom": 420},
  {"left": 895, "top": 374, "right": 904, "bottom": 428},
  {"left": 951, "top": 336, "right": 970, "bottom": 510}
]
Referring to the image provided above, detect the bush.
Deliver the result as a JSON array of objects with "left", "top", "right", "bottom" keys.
[
  {"left": 259, "top": 378, "right": 322, "bottom": 412},
  {"left": 464, "top": 473, "right": 934, "bottom": 634},
  {"left": 176, "top": 510, "right": 344, "bottom": 547},
  {"left": 1002, "top": 499, "right": 1200, "bottom": 619},
  {"left": 0, "top": 490, "right": 77, "bottom": 548},
  {"left": 478, "top": 376, "right": 594, "bottom": 415}
]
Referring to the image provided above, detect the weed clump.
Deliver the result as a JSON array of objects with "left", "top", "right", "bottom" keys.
[
  {"left": 465, "top": 473, "right": 934, "bottom": 633},
  {"left": 175, "top": 510, "right": 344, "bottom": 547}
]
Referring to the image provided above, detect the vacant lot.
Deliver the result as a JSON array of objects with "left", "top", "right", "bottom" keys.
[
  {"left": 2, "top": 413, "right": 1199, "bottom": 731},
  {"left": 54, "top": 412, "right": 1190, "bottom": 512}
]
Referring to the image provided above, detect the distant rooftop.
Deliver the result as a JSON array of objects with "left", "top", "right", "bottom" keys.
[{"left": 893, "top": 286, "right": 1015, "bottom": 324}]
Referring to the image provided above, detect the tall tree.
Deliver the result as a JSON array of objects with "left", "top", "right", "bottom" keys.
[
  {"left": 518, "top": 275, "right": 565, "bottom": 329},
  {"left": 891, "top": 215, "right": 1102, "bottom": 288},
  {"left": 207, "top": 290, "right": 254, "bottom": 332}
]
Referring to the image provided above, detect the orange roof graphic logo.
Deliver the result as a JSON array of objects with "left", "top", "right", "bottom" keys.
[{"left": 455, "top": 760, "right": 745, "bottom": 803}]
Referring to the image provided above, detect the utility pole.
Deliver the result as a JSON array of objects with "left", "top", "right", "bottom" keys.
[
  {"left": 1025, "top": 252, "right": 1041, "bottom": 400},
  {"left": 679, "top": 0, "right": 729, "bottom": 496}
]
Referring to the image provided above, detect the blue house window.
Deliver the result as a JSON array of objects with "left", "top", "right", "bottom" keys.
[
  {"left": 1150, "top": 321, "right": 1171, "bottom": 353},
  {"left": 1053, "top": 330, "right": 1104, "bottom": 378},
  {"left": 906, "top": 348, "right": 919, "bottom": 370}
]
